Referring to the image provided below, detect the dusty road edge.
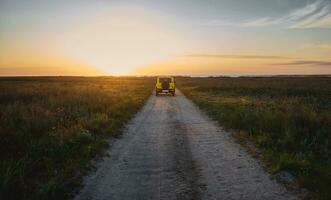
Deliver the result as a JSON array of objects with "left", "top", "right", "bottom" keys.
[{"left": 69, "top": 91, "right": 154, "bottom": 198}]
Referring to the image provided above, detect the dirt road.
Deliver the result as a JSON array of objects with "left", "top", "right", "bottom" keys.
[{"left": 75, "top": 90, "right": 296, "bottom": 200}]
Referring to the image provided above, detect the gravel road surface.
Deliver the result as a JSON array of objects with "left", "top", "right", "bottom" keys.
[{"left": 75, "top": 90, "right": 296, "bottom": 200}]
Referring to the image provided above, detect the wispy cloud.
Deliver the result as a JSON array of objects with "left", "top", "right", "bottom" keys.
[
  {"left": 242, "top": 17, "right": 285, "bottom": 27},
  {"left": 287, "top": 0, "right": 322, "bottom": 20},
  {"left": 245, "top": 0, "right": 331, "bottom": 28},
  {"left": 186, "top": 54, "right": 331, "bottom": 67},
  {"left": 302, "top": 42, "right": 331, "bottom": 51},
  {"left": 290, "top": 4, "right": 331, "bottom": 28},
  {"left": 272, "top": 60, "right": 331, "bottom": 66},
  {"left": 200, "top": 0, "right": 331, "bottom": 29},
  {"left": 186, "top": 54, "right": 290, "bottom": 59}
]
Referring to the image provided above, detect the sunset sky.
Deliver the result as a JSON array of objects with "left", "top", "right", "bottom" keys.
[{"left": 0, "top": 0, "right": 331, "bottom": 76}]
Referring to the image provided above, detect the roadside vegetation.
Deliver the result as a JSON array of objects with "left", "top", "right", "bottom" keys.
[
  {"left": 177, "top": 76, "right": 331, "bottom": 199},
  {"left": 0, "top": 77, "right": 154, "bottom": 200}
]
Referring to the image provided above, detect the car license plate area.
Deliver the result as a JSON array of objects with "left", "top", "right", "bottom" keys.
[{"left": 162, "top": 90, "right": 169, "bottom": 93}]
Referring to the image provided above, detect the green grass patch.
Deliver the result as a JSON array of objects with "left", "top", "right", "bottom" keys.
[{"left": 178, "top": 76, "right": 331, "bottom": 199}]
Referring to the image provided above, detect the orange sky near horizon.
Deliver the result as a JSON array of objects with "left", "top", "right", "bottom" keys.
[
  {"left": 0, "top": 44, "right": 103, "bottom": 76},
  {"left": 132, "top": 56, "right": 331, "bottom": 76}
]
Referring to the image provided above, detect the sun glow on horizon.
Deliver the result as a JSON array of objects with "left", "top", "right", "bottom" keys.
[
  {"left": 0, "top": 5, "right": 191, "bottom": 76},
  {"left": 53, "top": 6, "right": 190, "bottom": 75}
]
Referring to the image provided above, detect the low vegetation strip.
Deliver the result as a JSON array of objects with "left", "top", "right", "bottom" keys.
[
  {"left": 177, "top": 76, "right": 331, "bottom": 200},
  {"left": 0, "top": 77, "right": 154, "bottom": 200}
]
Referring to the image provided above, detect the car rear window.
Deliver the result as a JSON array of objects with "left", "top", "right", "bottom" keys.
[{"left": 159, "top": 78, "right": 171, "bottom": 82}]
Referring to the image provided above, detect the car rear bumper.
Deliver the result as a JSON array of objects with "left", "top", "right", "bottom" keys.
[{"left": 156, "top": 88, "right": 175, "bottom": 93}]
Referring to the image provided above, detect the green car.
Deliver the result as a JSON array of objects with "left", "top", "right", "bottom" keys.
[{"left": 155, "top": 76, "right": 175, "bottom": 96}]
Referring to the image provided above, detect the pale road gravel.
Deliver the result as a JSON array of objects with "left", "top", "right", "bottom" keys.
[{"left": 74, "top": 90, "right": 297, "bottom": 200}]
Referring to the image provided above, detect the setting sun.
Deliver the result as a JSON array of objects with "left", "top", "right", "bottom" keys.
[{"left": 54, "top": 6, "right": 189, "bottom": 75}]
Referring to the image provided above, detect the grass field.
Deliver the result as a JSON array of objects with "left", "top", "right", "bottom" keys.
[
  {"left": 0, "top": 77, "right": 154, "bottom": 200},
  {"left": 177, "top": 76, "right": 331, "bottom": 199}
]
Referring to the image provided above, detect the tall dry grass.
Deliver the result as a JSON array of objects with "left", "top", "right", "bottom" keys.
[{"left": 0, "top": 77, "right": 154, "bottom": 200}]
